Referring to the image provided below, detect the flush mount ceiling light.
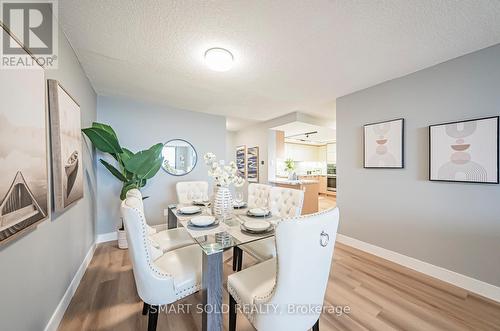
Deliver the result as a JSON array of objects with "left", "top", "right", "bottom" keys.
[{"left": 204, "top": 47, "right": 234, "bottom": 72}]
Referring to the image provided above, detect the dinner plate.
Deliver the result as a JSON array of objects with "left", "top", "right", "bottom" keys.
[
  {"left": 178, "top": 206, "right": 201, "bottom": 214},
  {"left": 248, "top": 208, "right": 269, "bottom": 216},
  {"left": 190, "top": 215, "right": 216, "bottom": 226},
  {"left": 193, "top": 199, "right": 210, "bottom": 206},
  {"left": 240, "top": 223, "right": 274, "bottom": 235},
  {"left": 243, "top": 220, "right": 271, "bottom": 232}
]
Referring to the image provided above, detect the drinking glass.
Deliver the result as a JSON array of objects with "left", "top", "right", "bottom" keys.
[
  {"left": 202, "top": 193, "right": 211, "bottom": 215},
  {"left": 235, "top": 191, "right": 243, "bottom": 204}
]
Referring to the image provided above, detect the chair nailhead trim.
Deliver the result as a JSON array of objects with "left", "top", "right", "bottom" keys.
[{"left": 131, "top": 207, "right": 173, "bottom": 279}]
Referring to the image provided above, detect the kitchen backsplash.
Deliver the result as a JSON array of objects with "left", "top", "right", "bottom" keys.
[{"left": 276, "top": 160, "right": 327, "bottom": 176}]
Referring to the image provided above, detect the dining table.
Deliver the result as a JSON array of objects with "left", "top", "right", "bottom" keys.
[{"left": 165, "top": 204, "right": 280, "bottom": 331}]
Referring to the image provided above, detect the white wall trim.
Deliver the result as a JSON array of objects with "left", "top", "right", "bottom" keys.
[
  {"left": 337, "top": 234, "right": 500, "bottom": 303},
  {"left": 96, "top": 231, "right": 117, "bottom": 243},
  {"left": 44, "top": 243, "right": 96, "bottom": 331}
]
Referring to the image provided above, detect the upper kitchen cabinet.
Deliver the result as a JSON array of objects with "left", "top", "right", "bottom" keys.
[
  {"left": 275, "top": 130, "right": 285, "bottom": 159},
  {"left": 327, "top": 143, "right": 336, "bottom": 164},
  {"left": 318, "top": 145, "right": 327, "bottom": 163},
  {"left": 285, "top": 143, "right": 326, "bottom": 162}
]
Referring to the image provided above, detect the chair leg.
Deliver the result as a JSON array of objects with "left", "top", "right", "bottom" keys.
[
  {"left": 232, "top": 247, "right": 238, "bottom": 271},
  {"left": 142, "top": 302, "right": 149, "bottom": 316},
  {"left": 148, "top": 305, "right": 159, "bottom": 331},
  {"left": 229, "top": 294, "right": 237, "bottom": 331},
  {"left": 312, "top": 318, "right": 320, "bottom": 331},
  {"left": 236, "top": 247, "right": 243, "bottom": 271}
]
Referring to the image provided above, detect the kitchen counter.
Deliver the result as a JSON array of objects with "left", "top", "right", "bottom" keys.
[
  {"left": 269, "top": 178, "right": 319, "bottom": 214},
  {"left": 295, "top": 174, "right": 327, "bottom": 177},
  {"left": 269, "top": 178, "right": 319, "bottom": 185}
]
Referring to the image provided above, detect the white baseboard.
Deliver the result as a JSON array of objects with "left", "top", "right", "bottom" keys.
[
  {"left": 44, "top": 243, "right": 96, "bottom": 331},
  {"left": 337, "top": 234, "right": 500, "bottom": 303},
  {"left": 96, "top": 231, "right": 117, "bottom": 243}
]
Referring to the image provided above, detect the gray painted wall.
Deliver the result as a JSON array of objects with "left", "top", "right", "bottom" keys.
[
  {"left": 97, "top": 96, "right": 226, "bottom": 234},
  {"left": 0, "top": 26, "right": 97, "bottom": 330},
  {"left": 336, "top": 44, "right": 500, "bottom": 286}
]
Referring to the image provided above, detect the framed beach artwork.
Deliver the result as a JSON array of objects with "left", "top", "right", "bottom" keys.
[
  {"left": 429, "top": 116, "right": 499, "bottom": 184},
  {"left": 364, "top": 118, "right": 404, "bottom": 169},
  {"left": 236, "top": 145, "right": 246, "bottom": 178},
  {"left": 247, "top": 146, "right": 259, "bottom": 182},
  {"left": 0, "top": 27, "right": 49, "bottom": 245},
  {"left": 48, "top": 80, "right": 84, "bottom": 211}
]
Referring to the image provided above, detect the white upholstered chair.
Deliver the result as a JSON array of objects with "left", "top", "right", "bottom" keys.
[
  {"left": 228, "top": 207, "right": 340, "bottom": 331},
  {"left": 235, "top": 186, "right": 304, "bottom": 270},
  {"left": 121, "top": 196, "right": 202, "bottom": 331},
  {"left": 176, "top": 181, "right": 209, "bottom": 204},
  {"left": 125, "top": 189, "right": 194, "bottom": 254},
  {"left": 247, "top": 183, "right": 271, "bottom": 208}
]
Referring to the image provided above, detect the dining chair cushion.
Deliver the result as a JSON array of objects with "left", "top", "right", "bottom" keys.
[
  {"left": 240, "top": 237, "right": 276, "bottom": 261},
  {"left": 150, "top": 245, "right": 163, "bottom": 261},
  {"left": 154, "top": 244, "right": 202, "bottom": 299},
  {"left": 149, "top": 228, "right": 195, "bottom": 253},
  {"left": 227, "top": 258, "right": 276, "bottom": 309}
]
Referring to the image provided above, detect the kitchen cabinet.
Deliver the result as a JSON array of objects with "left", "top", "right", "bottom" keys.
[
  {"left": 318, "top": 145, "right": 327, "bottom": 162},
  {"left": 318, "top": 175, "right": 327, "bottom": 194},
  {"left": 272, "top": 180, "right": 319, "bottom": 215},
  {"left": 298, "top": 175, "right": 327, "bottom": 194},
  {"left": 276, "top": 130, "right": 285, "bottom": 159},
  {"left": 327, "top": 143, "right": 336, "bottom": 163},
  {"left": 285, "top": 143, "right": 327, "bottom": 162}
]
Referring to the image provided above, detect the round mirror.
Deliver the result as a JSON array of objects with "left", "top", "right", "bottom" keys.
[{"left": 161, "top": 139, "right": 197, "bottom": 176}]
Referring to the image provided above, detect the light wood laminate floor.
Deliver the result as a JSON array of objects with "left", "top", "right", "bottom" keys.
[
  {"left": 319, "top": 195, "right": 336, "bottom": 210},
  {"left": 58, "top": 239, "right": 500, "bottom": 331}
]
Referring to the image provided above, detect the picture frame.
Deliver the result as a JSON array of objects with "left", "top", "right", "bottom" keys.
[
  {"left": 0, "top": 26, "right": 49, "bottom": 245},
  {"left": 48, "top": 79, "right": 84, "bottom": 211},
  {"left": 247, "top": 146, "right": 259, "bottom": 183},
  {"left": 363, "top": 118, "right": 404, "bottom": 169},
  {"left": 236, "top": 145, "right": 246, "bottom": 178},
  {"left": 429, "top": 116, "right": 499, "bottom": 184}
]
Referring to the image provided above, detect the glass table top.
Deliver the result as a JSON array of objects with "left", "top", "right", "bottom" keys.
[{"left": 169, "top": 205, "right": 279, "bottom": 255}]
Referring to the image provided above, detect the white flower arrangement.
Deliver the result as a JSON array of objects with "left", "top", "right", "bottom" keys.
[{"left": 204, "top": 152, "right": 245, "bottom": 187}]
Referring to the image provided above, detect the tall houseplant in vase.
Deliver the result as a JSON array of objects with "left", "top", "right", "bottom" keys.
[
  {"left": 82, "top": 122, "right": 164, "bottom": 248},
  {"left": 204, "top": 153, "right": 245, "bottom": 221}
]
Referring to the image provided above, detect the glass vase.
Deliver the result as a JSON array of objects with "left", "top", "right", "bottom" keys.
[{"left": 213, "top": 186, "right": 233, "bottom": 221}]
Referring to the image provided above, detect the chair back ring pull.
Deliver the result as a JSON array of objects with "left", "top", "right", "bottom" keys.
[{"left": 320, "top": 230, "right": 329, "bottom": 247}]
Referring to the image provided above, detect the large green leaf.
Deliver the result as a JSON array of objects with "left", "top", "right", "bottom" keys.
[
  {"left": 119, "top": 148, "right": 135, "bottom": 179},
  {"left": 99, "top": 159, "right": 127, "bottom": 182},
  {"left": 82, "top": 127, "right": 123, "bottom": 154},
  {"left": 120, "top": 148, "right": 135, "bottom": 163},
  {"left": 92, "top": 122, "right": 118, "bottom": 139},
  {"left": 123, "top": 143, "right": 164, "bottom": 180}
]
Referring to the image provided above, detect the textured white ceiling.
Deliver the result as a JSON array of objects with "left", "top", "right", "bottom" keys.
[{"left": 58, "top": 0, "right": 500, "bottom": 128}]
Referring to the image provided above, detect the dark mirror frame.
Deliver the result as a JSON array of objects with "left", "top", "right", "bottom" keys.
[{"left": 161, "top": 139, "right": 197, "bottom": 176}]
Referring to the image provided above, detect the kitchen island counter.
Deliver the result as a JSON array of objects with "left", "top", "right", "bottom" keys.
[{"left": 268, "top": 178, "right": 319, "bottom": 214}]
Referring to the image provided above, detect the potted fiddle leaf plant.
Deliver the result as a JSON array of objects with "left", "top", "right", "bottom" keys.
[{"left": 82, "top": 122, "right": 164, "bottom": 249}]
